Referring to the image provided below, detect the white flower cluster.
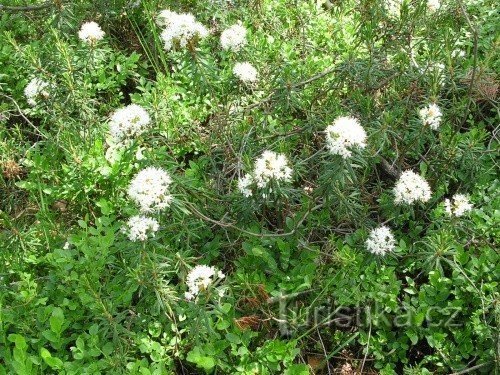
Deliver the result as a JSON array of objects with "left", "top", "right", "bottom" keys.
[
  {"left": 156, "top": 9, "right": 177, "bottom": 27},
  {"left": 109, "top": 104, "right": 151, "bottom": 142},
  {"left": 325, "top": 116, "right": 367, "bottom": 158},
  {"left": 128, "top": 167, "right": 173, "bottom": 212},
  {"left": 237, "top": 174, "right": 253, "bottom": 197},
  {"left": 78, "top": 22, "right": 105, "bottom": 43},
  {"left": 394, "top": 170, "right": 432, "bottom": 205},
  {"left": 254, "top": 150, "right": 293, "bottom": 188},
  {"left": 237, "top": 151, "right": 292, "bottom": 197},
  {"left": 444, "top": 194, "right": 473, "bottom": 217},
  {"left": 233, "top": 62, "right": 258, "bottom": 83},
  {"left": 24, "top": 78, "right": 50, "bottom": 106},
  {"left": 419, "top": 103, "right": 442, "bottom": 130},
  {"left": 157, "top": 9, "right": 209, "bottom": 51},
  {"left": 365, "top": 226, "right": 396, "bottom": 256},
  {"left": 185, "top": 265, "right": 225, "bottom": 300},
  {"left": 220, "top": 22, "right": 247, "bottom": 52},
  {"left": 427, "top": 0, "right": 441, "bottom": 12},
  {"left": 124, "top": 215, "right": 159, "bottom": 241}
]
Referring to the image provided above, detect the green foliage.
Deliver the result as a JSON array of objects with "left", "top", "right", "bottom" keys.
[{"left": 1, "top": 0, "right": 498, "bottom": 374}]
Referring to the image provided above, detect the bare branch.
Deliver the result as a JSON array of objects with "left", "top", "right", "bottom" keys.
[
  {"left": 243, "top": 66, "right": 339, "bottom": 111},
  {"left": 183, "top": 200, "right": 323, "bottom": 238}
]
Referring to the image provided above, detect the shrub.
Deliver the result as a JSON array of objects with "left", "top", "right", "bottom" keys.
[{"left": 0, "top": 0, "right": 498, "bottom": 373}]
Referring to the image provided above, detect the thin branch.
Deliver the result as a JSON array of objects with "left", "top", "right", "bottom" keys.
[
  {"left": 243, "top": 66, "right": 338, "bottom": 111},
  {"left": 316, "top": 327, "right": 333, "bottom": 375},
  {"left": 291, "top": 66, "right": 338, "bottom": 89},
  {"left": 379, "top": 156, "right": 400, "bottom": 179},
  {"left": 0, "top": 94, "right": 48, "bottom": 140},
  {"left": 359, "top": 320, "right": 372, "bottom": 375},
  {"left": 449, "top": 362, "right": 493, "bottom": 375},
  {"left": 183, "top": 200, "right": 323, "bottom": 238}
]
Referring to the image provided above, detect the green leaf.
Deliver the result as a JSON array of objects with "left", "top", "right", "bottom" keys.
[
  {"left": 251, "top": 247, "right": 264, "bottom": 256},
  {"left": 186, "top": 347, "right": 202, "bottom": 362},
  {"left": 96, "top": 199, "right": 112, "bottom": 215},
  {"left": 15, "top": 181, "right": 33, "bottom": 190},
  {"left": 42, "top": 330, "right": 59, "bottom": 343},
  {"left": 186, "top": 347, "right": 216, "bottom": 371},
  {"left": 225, "top": 333, "right": 241, "bottom": 345},
  {"left": 49, "top": 307, "right": 65, "bottom": 335},
  {"left": 419, "top": 162, "right": 428, "bottom": 176},
  {"left": 89, "top": 324, "right": 99, "bottom": 335},
  {"left": 198, "top": 356, "right": 215, "bottom": 371},
  {"left": 284, "top": 364, "right": 310, "bottom": 375},
  {"left": 102, "top": 342, "right": 114, "bottom": 356},
  {"left": 221, "top": 303, "right": 232, "bottom": 314},
  {"left": 251, "top": 247, "right": 277, "bottom": 270},
  {"left": 40, "top": 348, "right": 63, "bottom": 369},
  {"left": 216, "top": 320, "right": 230, "bottom": 330},
  {"left": 8, "top": 334, "right": 27, "bottom": 350},
  {"left": 75, "top": 337, "right": 85, "bottom": 351},
  {"left": 406, "top": 330, "right": 418, "bottom": 345}
]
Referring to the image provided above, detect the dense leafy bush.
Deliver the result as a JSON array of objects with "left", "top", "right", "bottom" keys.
[{"left": 0, "top": 0, "right": 498, "bottom": 374}]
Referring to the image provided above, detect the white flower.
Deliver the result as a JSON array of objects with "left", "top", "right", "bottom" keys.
[
  {"left": 109, "top": 104, "right": 151, "bottom": 141},
  {"left": 135, "top": 147, "right": 145, "bottom": 160},
  {"left": 128, "top": 167, "right": 173, "bottom": 212},
  {"left": 63, "top": 242, "right": 70, "bottom": 250},
  {"left": 385, "top": 0, "right": 404, "bottom": 16},
  {"left": 303, "top": 186, "right": 314, "bottom": 195},
  {"left": 419, "top": 103, "right": 442, "bottom": 130},
  {"left": 451, "top": 49, "right": 466, "bottom": 59},
  {"left": 78, "top": 22, "right": 105, "bottom": 43},
  {"left": 394, "top": 170, "right": 432, "bottom": 205},
  {"left": 105, "top": 141, "right": 124, "bottom": 164},
  {"left": 253, "top": 150, "right": 292, "bottom": 188},
  {"left": 325, "top": 116, "right": 367, "bottom": 158},
  {"left": 427, "top": 0, "right": 440, "bottom": 12},
  {"left": 158, "top": 10, "right": 208, "bottom": 51},
  {"left": 365, "top": 226, "right": 396, "bottom": 256},
  {"left": 156, "top": 9, "right": 178, "bottom": 27},
  {"left": 220, "top": 22, "right": 247, "bottom": 51},
  {"left": 185, "top": 265, "right": 224, "bottom": 300},
  {"left": 124, "top": 215, "right": 159, "bottom": 241},
  {"left": 444, "top": 194, "right": 473, "bottom": 217},
  {"left": 233, "top": 62, "right": 258, "bottom": 83},
  {"left": 237, "top": 174, "right": 253, "bottom": 197},
  {"left": 24, "top": 78, "right": 50, "bottom": 106}
]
